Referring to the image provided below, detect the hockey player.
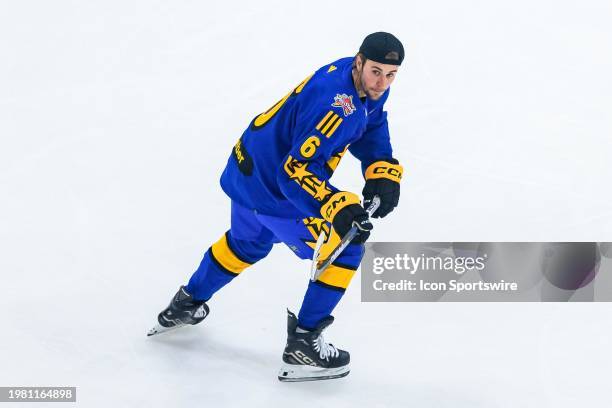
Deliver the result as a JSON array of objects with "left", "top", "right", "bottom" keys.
[{"left": 149, "top": 32, "right": 405, "bottom": 382}]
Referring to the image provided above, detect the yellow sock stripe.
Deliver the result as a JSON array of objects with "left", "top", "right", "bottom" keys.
[
  {"left": 320, "top": 191, "right": 361, "bottom": 222},
  {"left": 211, "top": 234, "right": 251, "bottom": 274},
  {"left": 317, "top": 264, "right": 356, "bottom": 289},
  {"left": 364, "top": 161, "right": 404, "bottom": 183},
  {"left": 325, "top": 117, "right": 343, "bottom": 138},
  {"left": 316, "top": 111, "right": 334, "bottom": 131}
]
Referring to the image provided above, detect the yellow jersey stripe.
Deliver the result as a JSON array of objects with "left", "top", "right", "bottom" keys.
[
  {"left": 326, "top": 117, "right": 343, "bottom": 138},
  {"left": 321, "top": 114, "right": 339, "bottom": 135},
  {"left": 316, "top": 111, "right": 334, "bottom": 130},
  {"left": 326, "top": 145, "right": 349, "bottom": 172}
]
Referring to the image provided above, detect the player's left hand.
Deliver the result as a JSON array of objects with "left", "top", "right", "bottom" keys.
[{"left": 362, "top": 159, "right": 403, "bottom": 218}]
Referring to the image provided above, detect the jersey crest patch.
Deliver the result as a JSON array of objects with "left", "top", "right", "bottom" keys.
[{"left": 331, "top": 93, "right": 356, "bottom": 117}]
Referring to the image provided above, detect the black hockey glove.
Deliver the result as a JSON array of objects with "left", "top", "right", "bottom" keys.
[
  {"left": 320, "top": 192, "right": 373, "bottom": 244},
  {"left": 362, "top": 158, "right": 403, "bottom": 218},
  {"left": 332, "top": 204, "right": 373, "bottom": 243}
]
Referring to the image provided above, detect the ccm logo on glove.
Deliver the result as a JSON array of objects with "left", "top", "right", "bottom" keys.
[
  {"left": 320, "top": 191, "right": 361, "bottom": 222},
  {"left": 320, "top": 192, "right": 372, "bottom": 243},
  {"left": 363, "top": 159, "right": 403, "bottom": 218},
  {"left": 364, "top": 161, "right": 403, "bottom": 183}
]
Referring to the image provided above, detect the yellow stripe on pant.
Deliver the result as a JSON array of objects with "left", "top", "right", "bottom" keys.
[
  {"left": 211, "top": 233, "right": 251, "bottom": 274},
  {"left": 316, "top": 264, "right": 356, "bottom": 290}
]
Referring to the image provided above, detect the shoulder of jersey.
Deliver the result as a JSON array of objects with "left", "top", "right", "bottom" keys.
[
  {"left": 295, "top": 60, "right": 364, "bottom": 138},
  {"left": 319, "top": 63, "right": 363, "bottom": 115}
]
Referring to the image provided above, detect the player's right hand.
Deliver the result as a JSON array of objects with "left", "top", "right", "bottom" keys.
[
  {"left": 332, "top": 204, "right": 373, "bottom": 243},
  {"left": 320, "top": 191, "right": 373, "bottom": 243}
]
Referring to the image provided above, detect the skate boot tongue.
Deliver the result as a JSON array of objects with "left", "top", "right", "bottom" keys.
[
  {"left": 296, "top": 315, "right": 341, "bottom": 361},
  {"left": 278, "top": 310, "right": 350, "bottom": 382},
  {"left": 312, "top": 330, "right": 339, "bottom": 360},
  {"left": 313, "top": 316, "right": 334, "bottom": 333},
  {"left": 176, "top": 287, "right": 193, "bottom": 302}
]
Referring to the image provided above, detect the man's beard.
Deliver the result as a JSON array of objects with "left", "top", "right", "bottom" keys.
[
  {"left": 364, "top": 84, "right": 383, "bottom": 100},
  {"left": 358, "top": 72, "right": 383, "bottom": 100},
  {"left": 366, "top": 89, "right": 383, "bottom": 100}
]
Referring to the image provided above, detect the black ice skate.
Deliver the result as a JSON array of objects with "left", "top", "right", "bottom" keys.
[
  {"left": 147, "top": 286, "right": 209, "bottom": 337},
  {"left": 278, "top": 310, "right": 350, "bottom": 382}
]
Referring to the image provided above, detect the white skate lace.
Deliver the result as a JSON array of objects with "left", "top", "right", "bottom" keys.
[
  {"left": 193, "top": 305, "right": 205, "bottom": 319},
  {"left": 313, "top": 333, "right": 339, "bottom": 360}
]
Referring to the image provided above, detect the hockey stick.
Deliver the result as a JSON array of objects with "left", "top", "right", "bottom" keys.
[{"left": 310, "top": 196, "right": 381, "bottom": 282}]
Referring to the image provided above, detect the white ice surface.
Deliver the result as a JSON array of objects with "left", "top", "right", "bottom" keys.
[{"left": 1, "top": 1, "right": 611, "bottom": 407}]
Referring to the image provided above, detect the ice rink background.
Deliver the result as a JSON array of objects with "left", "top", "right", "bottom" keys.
[{"left": 1, "top": 1, "right": 611, "bottom": 406}]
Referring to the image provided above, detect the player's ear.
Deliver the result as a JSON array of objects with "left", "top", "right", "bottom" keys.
[{"left": 354, "top": 53, "right": 363, "bottom": 70}]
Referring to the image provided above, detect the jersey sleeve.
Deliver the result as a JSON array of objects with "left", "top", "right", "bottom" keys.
[
  {"left": 348, "top": 103, "right": 394, "bottom": 175},
  {"left": 276, "top": 96, "right": 360, "bottom": 219}
]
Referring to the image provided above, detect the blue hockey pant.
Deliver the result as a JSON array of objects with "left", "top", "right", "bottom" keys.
[{"left": 185, "top": 200, "right": 364, "bottom": 330}]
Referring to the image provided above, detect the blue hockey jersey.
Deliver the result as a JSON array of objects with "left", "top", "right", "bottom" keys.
[{"left": 219, "top": 57, "right": 394, "bottom": 219}]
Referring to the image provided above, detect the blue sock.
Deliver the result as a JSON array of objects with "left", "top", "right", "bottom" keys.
[
  {"left": 297, "top": 281, "right": 344, "bottom": 330},
  {"left": 186, "top": 249, "right": 237, "bottom": 301}
]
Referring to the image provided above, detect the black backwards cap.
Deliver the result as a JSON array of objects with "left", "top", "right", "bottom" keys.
[{"left": 359, "top": 32, "right": 404, "bottom": 66}]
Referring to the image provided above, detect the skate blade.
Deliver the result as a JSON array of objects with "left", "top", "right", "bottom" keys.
[
  {"left": 146, "top": 323, "right": 185, "bottom": 337},
  {"left": 277, "top": 363, "right": 350, "bottom": 382}
]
